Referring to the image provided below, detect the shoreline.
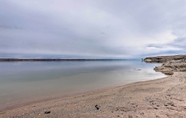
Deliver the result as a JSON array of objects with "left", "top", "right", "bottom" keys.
[
  {"left": 0, "top": 76, "right": 164, "bottom": 112},
  {"left": 2, "top": 73, "right": 184, "bottom": 118},
  {"left": 0, "top": 58, "right": 126, "bottom": 62}
]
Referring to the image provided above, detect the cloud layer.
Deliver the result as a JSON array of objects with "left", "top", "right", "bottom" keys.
[{"left": 1, "top": 0, "right": 186, "bottom": 58}]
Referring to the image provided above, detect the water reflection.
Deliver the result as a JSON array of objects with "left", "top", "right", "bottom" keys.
[{"left": 0, "top": 60, "right": 165, "bottom": 111}]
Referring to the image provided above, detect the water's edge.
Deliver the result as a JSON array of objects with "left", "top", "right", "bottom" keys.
[{"left": 0, "top": 60, "right": 165, "bottom": 112}]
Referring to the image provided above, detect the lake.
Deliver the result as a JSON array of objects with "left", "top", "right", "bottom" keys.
[{"left": 0, "top": 60, "right": 165, "bottom": 111}]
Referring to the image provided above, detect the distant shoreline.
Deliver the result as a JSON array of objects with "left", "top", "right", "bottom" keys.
[{"left": 0, "top": 58, "right": 126, "bottom": 62}]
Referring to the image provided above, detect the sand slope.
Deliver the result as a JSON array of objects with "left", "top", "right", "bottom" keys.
[{"left": 1, "top": 72, "right": 186, "bottom": 118}]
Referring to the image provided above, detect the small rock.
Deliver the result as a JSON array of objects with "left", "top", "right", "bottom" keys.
[
  {"left": 44, "top": 111, "right": 51, "bottom": 114},
  {"left": 95, "top": 104, "right": 100, "bottom": 110}
]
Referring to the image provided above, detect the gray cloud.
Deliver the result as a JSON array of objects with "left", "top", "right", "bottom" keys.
[{"left": 1, "top": 0, "right": 186, "bottom": 58}]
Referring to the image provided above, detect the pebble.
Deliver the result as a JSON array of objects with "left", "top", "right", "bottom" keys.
[{"left": 44, "top": 111, "right": 51, "bottom": 114}]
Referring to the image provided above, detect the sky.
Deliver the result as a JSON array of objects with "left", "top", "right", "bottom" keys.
[{"left": 0, "top": 0, "right": 186, "bottom": 58}]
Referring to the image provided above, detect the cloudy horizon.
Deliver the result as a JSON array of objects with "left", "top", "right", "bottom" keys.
[{"left": 1, "top": 0, "right": 186, "bottom": 59}]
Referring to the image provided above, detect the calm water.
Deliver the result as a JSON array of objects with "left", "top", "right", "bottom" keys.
[{"left": 0, "top": 60, "right": 165, "bottom": 111}]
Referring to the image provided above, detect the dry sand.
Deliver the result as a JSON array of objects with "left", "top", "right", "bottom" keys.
[{"left": 1, "top": 72, "right": 186, "bottom": 118}]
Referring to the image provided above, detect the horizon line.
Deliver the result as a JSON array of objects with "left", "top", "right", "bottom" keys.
[{"left": 0, "top": 58, "right": 134, "bottom": 62}]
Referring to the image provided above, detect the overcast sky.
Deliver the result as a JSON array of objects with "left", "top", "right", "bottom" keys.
[{"left": 0, "top": 0, "right": 186, "bottom": 58}]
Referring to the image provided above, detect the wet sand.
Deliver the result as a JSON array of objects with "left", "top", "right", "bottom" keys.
[{"left": 1, "top": 72, "right": 186, "bottom": 118}]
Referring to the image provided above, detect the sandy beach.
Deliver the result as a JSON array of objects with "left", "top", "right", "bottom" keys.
[
  {"left": 2, "top": 55, "right": 186, "bottom": 118},
  {"left": 1, "top": 71, "right": 186, "bottom": 118}
]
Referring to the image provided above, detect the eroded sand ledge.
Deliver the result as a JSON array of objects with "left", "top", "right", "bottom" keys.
[{"left": 1, "top": 55, "right": 186, "bottom": 118}]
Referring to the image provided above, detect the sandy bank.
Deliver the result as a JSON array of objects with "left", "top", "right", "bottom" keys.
[{"left": 1, "top": 72, "right": 186, "bottom": 118}]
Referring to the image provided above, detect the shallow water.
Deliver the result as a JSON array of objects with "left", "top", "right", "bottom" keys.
[{"left": 0, "top": 60, "right": 165, "bottom": 111}]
